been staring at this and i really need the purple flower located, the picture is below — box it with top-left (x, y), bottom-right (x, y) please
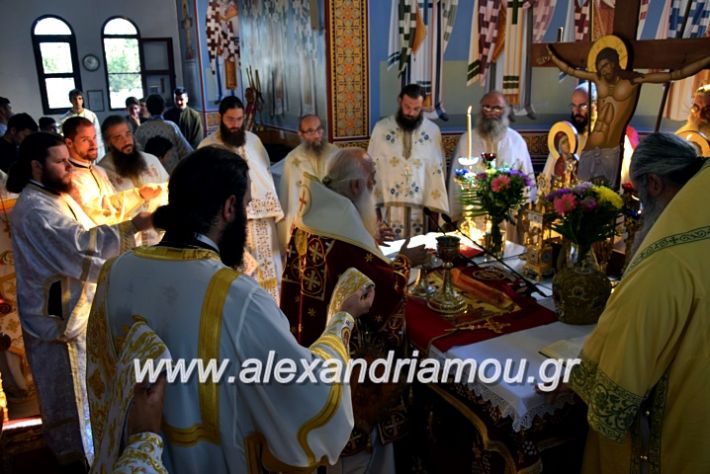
top-left (581, 196), bottom-right (598, 212)
top-left (546, 188), bottom-right (572, 202)
top-left (476, 172), bottom-right (488, 181)
top-left (506, 169), bottom-right (532, 187)
top-left (573, 182), bottom-right (593, 194)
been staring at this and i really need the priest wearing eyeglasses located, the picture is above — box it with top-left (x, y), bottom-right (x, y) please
top-left (276, 114), bottom-right (339, 251)
top-left (447, 90), bottom-right (535, 222)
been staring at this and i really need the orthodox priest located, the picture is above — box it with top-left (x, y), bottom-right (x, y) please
top-left (100, 115), bottom-right (169, 244)
top-left (368, 84), bottom-right (449, 238)
top-left (199, 96), bottom-right (283, 302)
top-left (281, 147), bottom-right (427, 472)
top-left (6, 132), bottom-right (152, 469)
top-left (62, 117), bottom-right (160, 226)
top-left (87, 146), bottom-right (373, 473)
top-left (276, 114), bottom-right (338, 250)
top-left (570, 134), bottom-right (710, 472)
top-left (447, 91), bottom-right (535, 221)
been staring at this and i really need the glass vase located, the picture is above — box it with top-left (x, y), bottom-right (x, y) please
top-left (483, 216), bottom-right (506, 257)
top-left (552, 242), bottom-right (612, 325)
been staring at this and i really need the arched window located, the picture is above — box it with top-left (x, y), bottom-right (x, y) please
top-left (102, 17), bottom-right (143, 110)
top-left (31, 16), bottom-right (82, 114)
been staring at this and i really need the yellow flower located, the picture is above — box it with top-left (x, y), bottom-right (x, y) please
top-left (592, 185), bottom-right (623, 209)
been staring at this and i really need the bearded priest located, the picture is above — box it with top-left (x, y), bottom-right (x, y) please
top-left (281, 147), bottom-right (428, 472)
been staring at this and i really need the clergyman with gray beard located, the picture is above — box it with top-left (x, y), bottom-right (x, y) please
top-left (447, 90), bottom-right (536, 222)
top-left (276, 114), bottom-right (339, 250)
top-left (626, 132), bottom-right (704, 258)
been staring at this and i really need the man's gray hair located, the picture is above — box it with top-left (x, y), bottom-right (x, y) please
top-left (323, 147), bottom-right (369, 196)
top-left (630, 132), bottom-right (704, 188)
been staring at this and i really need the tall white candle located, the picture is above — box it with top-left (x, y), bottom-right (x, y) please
top-left (466, 105), bottom-right (472, 159)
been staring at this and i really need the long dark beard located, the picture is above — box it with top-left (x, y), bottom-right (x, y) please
top-left (112, 147), bottom-right (147, 180)
top-left (220, 122), bottom-right (246, 148)
top-left (42, 170), bottom-right (73, 194)
top-left (395, 108), bottom-right (423, 132)
top-left (219, 209), bottom-right (247, 268)
top-left (477, 115), bottom-right (508, 141)
top-left (570, 112), bottom-right (588, 133)
top-left (303, 139), bottom-right (326, 156)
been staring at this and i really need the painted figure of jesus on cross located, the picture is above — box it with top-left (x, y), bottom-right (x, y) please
top-left (531, 2), bottom-right (710, 188)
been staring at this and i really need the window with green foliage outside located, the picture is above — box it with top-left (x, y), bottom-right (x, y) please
top-left (103, 18), bottom-right (144, 110)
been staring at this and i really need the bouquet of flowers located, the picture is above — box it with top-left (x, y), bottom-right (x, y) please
top-left (455, 167), bottom-right (532, 254)
top-left (546, 182), bottom-right (623, 261)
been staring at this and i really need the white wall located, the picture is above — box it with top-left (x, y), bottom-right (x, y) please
top-left (0, 0), bottom-right (183, 122)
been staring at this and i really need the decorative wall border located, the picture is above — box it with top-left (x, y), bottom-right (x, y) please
top-left (326, 0), bottom-right (370, 141)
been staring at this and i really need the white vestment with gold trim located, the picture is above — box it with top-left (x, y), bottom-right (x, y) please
top-left (277, 142), bottom-right (338, 251)
top-left (199, 131), bottom-right (284, 301)
top-left (368, 116), bottom-right (449, 238)
top-left (10, 183), bottom-right (137, 465)
top-left (100, 151), bottom-right (169, 245)
top-left (87, 246), bottom-right (355, 473)
top-left (69, 161), bottom-right (146, 227)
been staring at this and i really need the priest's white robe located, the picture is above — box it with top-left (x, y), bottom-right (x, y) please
top-left (367, 116), bottom-right (449, 238)
top-left (100, 151), bottom-right (169, 245)
top-left (111, 433), bottom-right (167, 474)
top-left (68, 159), bottom-right (146, 226)
top-left (0, 171), bottom-right (32, 405)
top-left (447, 128), bottom-right (536, 221)
top-left (10, 182), bottom-right (136, 465)
top-left (199, 131), bottom-right (284, 302)
top-left (87, 246), bottom-right (355, 473)
top-left (277, 142), bottom-right (338, 250)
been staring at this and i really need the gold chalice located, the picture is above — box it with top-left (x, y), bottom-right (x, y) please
top-left (428, 236), bottom-right (468, 316)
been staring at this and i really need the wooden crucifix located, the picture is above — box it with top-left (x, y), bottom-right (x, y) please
top-left (531, 3), bottom-right (710, 72)
top-left (530, 1), bottom-right (710, 187)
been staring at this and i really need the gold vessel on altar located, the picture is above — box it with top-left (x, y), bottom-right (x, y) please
top-left (428, 235), bottom-right (468, 316)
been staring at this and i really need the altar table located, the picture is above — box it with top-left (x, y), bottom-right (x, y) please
top-left (385, 234), bottom-right (595, 473)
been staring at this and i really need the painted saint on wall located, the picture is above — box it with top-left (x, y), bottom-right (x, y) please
top-left (205, 0), bottom-right (240, 95)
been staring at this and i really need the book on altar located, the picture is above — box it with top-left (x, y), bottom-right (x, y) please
top-left (538, 335), bottom-right (588, 361)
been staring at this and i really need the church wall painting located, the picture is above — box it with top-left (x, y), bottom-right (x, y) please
top-left (176, 0), bottom-right (328, 133)
top-left (369, 0), bottom-right (692, 134)
top-left (237, 0), bottom-right (328, 132)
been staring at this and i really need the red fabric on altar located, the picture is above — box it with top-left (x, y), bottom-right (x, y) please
top-left (459, 244), bottom-right (483, 259)
top-left (406, 266), bottom-right (557, 352)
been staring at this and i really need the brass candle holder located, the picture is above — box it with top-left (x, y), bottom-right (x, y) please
top-left (428, 235), bottom-right (468, 316)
